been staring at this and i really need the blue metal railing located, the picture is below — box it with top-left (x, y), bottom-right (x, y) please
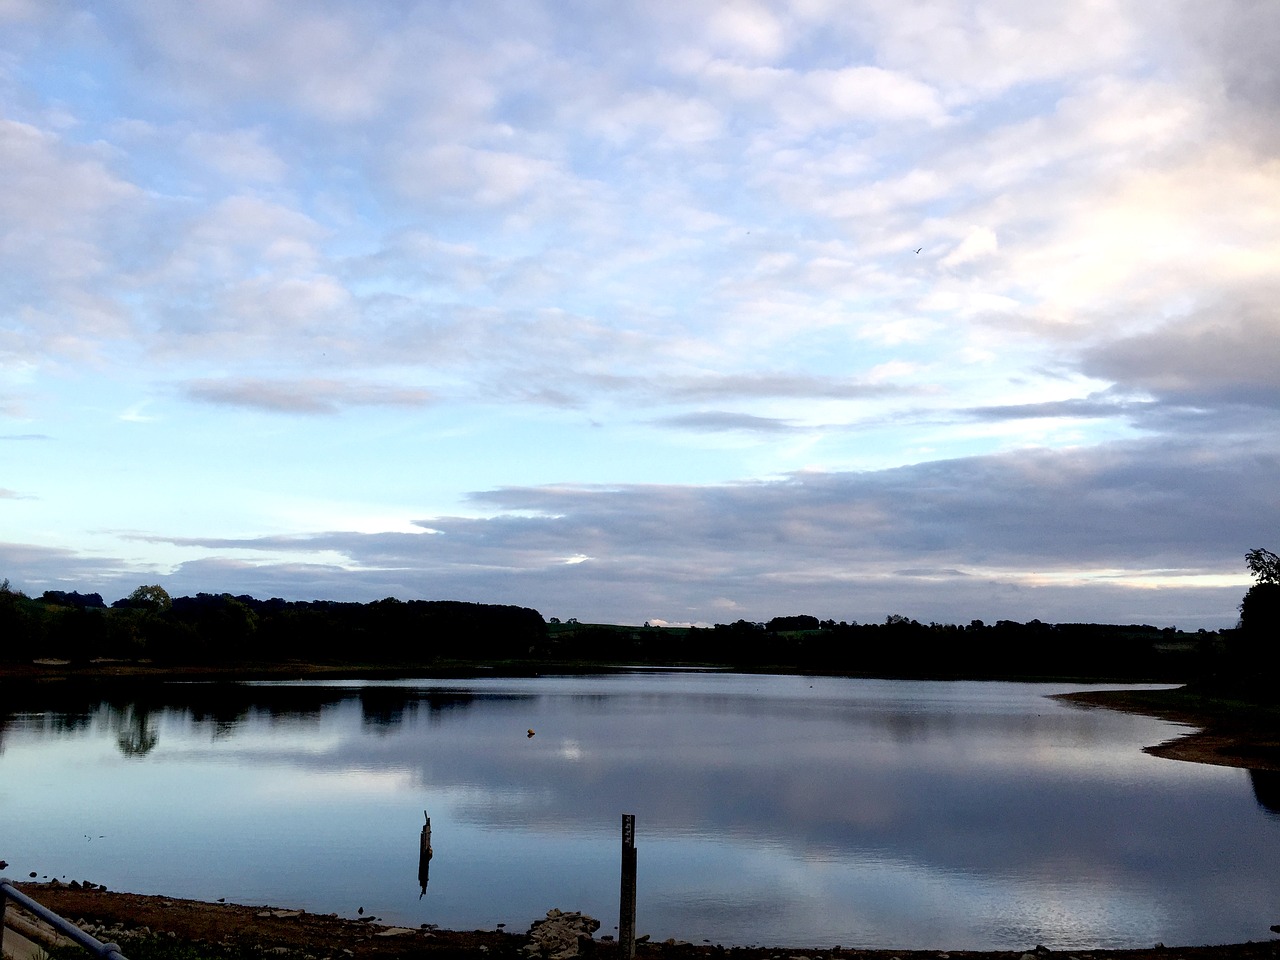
top-left (0, 878), bottom-right (129, 960)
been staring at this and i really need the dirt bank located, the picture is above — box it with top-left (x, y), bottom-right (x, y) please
top-left (1053, 689), bottom-right (1280, 772)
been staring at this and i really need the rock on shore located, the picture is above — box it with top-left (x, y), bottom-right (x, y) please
top-left (526, 908), bottom-right (602, 959)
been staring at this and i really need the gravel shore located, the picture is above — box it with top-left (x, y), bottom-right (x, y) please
top-left (7, 884), bottom-right (1280, 960)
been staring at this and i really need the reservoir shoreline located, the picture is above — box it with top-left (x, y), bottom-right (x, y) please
top-left (9, 882), bottom-right (1280, 960)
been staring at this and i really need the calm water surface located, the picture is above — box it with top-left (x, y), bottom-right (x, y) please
top-left (2, 674), bottom-right (1278, 949)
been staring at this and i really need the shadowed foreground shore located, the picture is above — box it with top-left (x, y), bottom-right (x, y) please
top-left (8, 884), bottom-right (1280, 960)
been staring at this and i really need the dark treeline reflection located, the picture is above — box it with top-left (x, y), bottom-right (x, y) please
top-left (358, 687), bottom-right (483, 730)
top-left (116, 703), bottom-right (158, 757)
top-left (0, 683), bottom-right (487, 753)
top-left (1249, 769), bottom-right (1280, 817)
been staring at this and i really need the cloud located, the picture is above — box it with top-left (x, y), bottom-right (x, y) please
top-left (653, 411), bottom-right (796, 433)
top-left (664, 374), bottom-right (907, 401)
top-left (860, 0), bottom-right (1142, 97)
top-left (0, 0), bottom-right (45, 25)
top-left (118, 2), bottom-right (403, 122)
top-left (181, 127), bottom-right (288, 183)
top-left (705, 3), bottom-right (788, 62)
top-left (389, 144), bottom-right (564, 210)
top-left (167, 195), bottom-right (329, 279)
top-left (1082, 298), bottom-right (1280, 409)
top-left (698, 62), bottom-right (947, 132)
top-left (87, 436), bottom-right (1270, 630)
top-left (965, 393), bottom-right (1151, 423)
top-left (2, 2), bottom-right (1277, 632)
top-left (1174, 0), bottom-right (1280, 151)
top-left (452, 440), bottom-right (1275, 576)
top-left (0, 119), bottom-right (140, 357)
top-left (0, 120), bottom-right (139, 231)
top-left (581, 88), bottom-right (726, 148)
top-left (942, 226), bottom-right (998, 268)
top-left (182, 378), bottom-right (433, 415)
top-left (0, 540), bottom-right (141, 594)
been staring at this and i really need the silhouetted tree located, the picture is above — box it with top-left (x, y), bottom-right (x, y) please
top-left (1245, 548), bottom-right (1280, 585)
top-left (125, 584), bottom-right (172, 611)
top-left (0, 579), bottom-right (38, 660)
top-left (41, 590), bottom-right (106, 609)
top-left (766, 614), bottom-right (820, 632)
top-left (1234, 548), bottom-right (1280, 698)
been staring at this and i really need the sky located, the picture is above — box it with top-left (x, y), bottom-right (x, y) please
top-left (1, 1), bottom-right (1277, 629)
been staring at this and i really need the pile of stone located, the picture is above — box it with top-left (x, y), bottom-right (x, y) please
top-left (524, 908), bottom-right (601, 959)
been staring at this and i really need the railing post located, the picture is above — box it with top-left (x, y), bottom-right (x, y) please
top-left (2, 877), bottom-right (9, 959)
top-left (619, 815), bottom-right (637, 960)
top-left (0, 878), bottom-right (129, 960)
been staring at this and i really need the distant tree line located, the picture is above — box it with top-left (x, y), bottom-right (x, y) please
top-left (0, 582), bottom-right (546, 666)
top-left (545, 614), bottom-right (1215, 681)
top-left (1, 547), bottom-right (1274, 687)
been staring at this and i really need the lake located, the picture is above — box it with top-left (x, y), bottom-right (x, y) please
top-left (1, 673), bottom-right (1278, 950)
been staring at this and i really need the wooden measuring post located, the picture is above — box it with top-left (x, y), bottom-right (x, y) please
top-left (619, 814), bottom-right (637, 960)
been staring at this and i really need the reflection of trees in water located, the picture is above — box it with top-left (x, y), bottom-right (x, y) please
top-left (0, 703), bottom-right (95, 752)
top-left (0, 684), bottom-right (488, 751)
top-left (115, 704), bottom-right (159, 757)
top-left (1248, 769), bottom-right (1280, 817)
top-left (190, 704), bottom-right (253, 731)
top-left (210, 720), bottom-right (240, 741)
top-left (361, 688), bottom-right (411, 730)
top-left (170, 684), bottom-right (355, 735)
top-left (359, 689), bottom-right (481, 731)
top-left (186, 684), bottom-right (336, 729)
